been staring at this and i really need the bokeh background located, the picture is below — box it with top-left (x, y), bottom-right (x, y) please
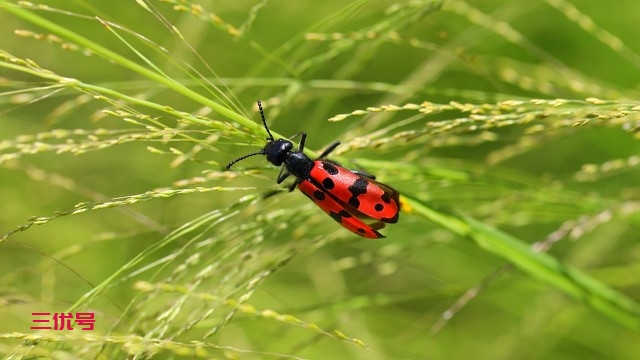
top-left (1, 0), bottom-right (639, 359)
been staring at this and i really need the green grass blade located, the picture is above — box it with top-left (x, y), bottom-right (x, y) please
top-left (402, 194), bottom-right (640, 331)
top-left (0, 1), bottom-right (252, 128)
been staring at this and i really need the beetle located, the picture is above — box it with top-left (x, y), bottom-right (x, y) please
top-left (226, 101), bottom-right (400, 238)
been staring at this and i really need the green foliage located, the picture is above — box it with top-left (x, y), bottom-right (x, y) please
top-left (1, 0), bottom-right (639, 359)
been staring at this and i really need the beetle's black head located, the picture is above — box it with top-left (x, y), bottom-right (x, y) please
top-left (263, 138), bottom-right (293, 166)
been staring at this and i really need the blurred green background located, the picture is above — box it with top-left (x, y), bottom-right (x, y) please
top-left (1, 0), bottom-right (639, 359)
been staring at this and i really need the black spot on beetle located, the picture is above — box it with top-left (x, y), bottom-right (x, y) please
top-left (381, 193), bottom-right (391, 203)
top-left (313, 190), bottom-right (325, 200)
top-left (374, 203), bottom-right (384, 211)
top-left (346, 178), bottom-right (368, 209)
top-left (348, 178), bottom-right (368, 197)
top-left (322, 162), bottom-right (339, 175)
top-left (329, 210), bottom-right (352, 224)
top-left (322, 178), bottom-right (335, 189)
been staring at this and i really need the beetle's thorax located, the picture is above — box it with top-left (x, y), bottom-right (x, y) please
top-left (284, 151), bottom-right (314, 179)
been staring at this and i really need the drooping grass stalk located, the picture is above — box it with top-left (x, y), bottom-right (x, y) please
top-left (0, 1), bottom-right (251, 128)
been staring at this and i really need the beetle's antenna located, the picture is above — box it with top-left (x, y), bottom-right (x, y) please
top-left (226, 151), bottom-right (265, 169)
top-left (257, 100), bottom-right (274, 141)
top-left (225, 101), bottom-right (274, 169)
